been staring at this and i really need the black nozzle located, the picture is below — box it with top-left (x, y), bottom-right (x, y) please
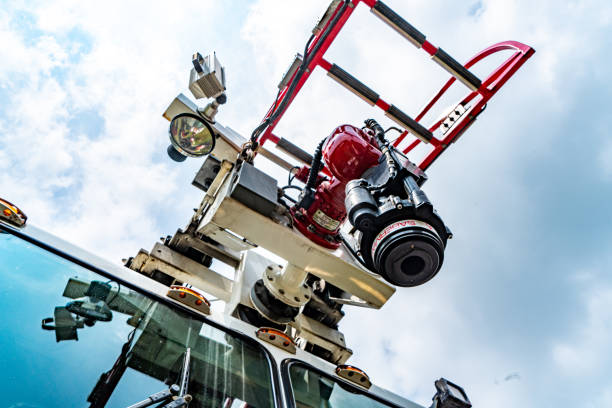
top-left (372, 221), bottom-right (445, 287)
top-left (345, 179), bottom-right (378, 231)
top-left (167, 145), bottom-right (187, 162)
top-left (216, 93), bottom-right (227, 104)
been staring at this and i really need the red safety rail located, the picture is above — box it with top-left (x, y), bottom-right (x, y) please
top-left (254, 0), bottom-right (535, 171)
top-left (392, 40), bottom-right (534, 170)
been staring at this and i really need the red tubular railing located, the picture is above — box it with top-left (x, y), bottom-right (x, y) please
top-left (255, 0), bottom-right (535, 172)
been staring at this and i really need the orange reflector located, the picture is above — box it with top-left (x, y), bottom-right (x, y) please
top-left (167, 285), bottom-right (211, 315)
top-left (0, 197), bottom-right (27, 227)
top-left (256, 327), bottom-right (296, 354)
top-left (335, 364), bottom-right (372, 389)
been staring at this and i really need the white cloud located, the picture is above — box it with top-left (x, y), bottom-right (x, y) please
top-left (0, 0), bottom-right (223, 257)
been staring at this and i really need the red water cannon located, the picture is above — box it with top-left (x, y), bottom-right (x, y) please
top-left (291, 124), bottom-right (381, 248)
top-left (292, 119), bottom-right (450, 287)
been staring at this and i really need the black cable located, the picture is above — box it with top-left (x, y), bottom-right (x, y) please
top-left (281, 185), bottom-right (302, 205)
top-left (282, 185), bottom-right (303, 192)
top-left (248, 33), bottom-right (314, 143)
top-left (385, 126), bottom-right (404, 135)
top-left (364, 119), bottom-right (399, 192)
top-left (305, 137), bottom-right (327, 190)
top-left (249, 1), bottom-right (350, 144)
top-left (340, 236), bottom-right (374, 272)
top-left (300, 34), bottom-right (316, 75)
top-left (385, 126), bottom-right (406, 144)
top-left (281, 194), bottom-right (297, 204)
top-left (288, 166), bottom-right (301, 185)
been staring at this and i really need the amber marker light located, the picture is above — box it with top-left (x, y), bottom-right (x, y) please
top-left (167, 285), bottom-right (211, 315)
top-left (256, 327), bottom-right (296, 354)
top-left (0, 198), bottom-right (27, 227)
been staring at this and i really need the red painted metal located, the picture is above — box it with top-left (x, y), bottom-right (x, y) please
top-left (421, 40), bottom-right (438, 56)
top-left (253, 0), bottom-right (534, 176)
top-left (375, 99), bottom-right (390, 111)
top-left (404, 40), bottom-right (535, 170)
top-left (259, 1), bottom-right (357, 145)
top-left (292, 125), bottom-right (381, 248)
top-left (318, 58), bottom-right (333, 71)
top-left (323, 124), bottom-right (381, 181)
top-left (261, 132), bottom-right (280, 144)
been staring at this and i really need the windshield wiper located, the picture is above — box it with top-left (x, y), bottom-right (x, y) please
top-left (126, 348), bottom-right (192, 408)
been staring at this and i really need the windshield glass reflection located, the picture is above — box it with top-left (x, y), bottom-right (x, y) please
top-left (0, 232), bottom-right (274, 408)
top-left (289, 364), bottom-right (394, 408)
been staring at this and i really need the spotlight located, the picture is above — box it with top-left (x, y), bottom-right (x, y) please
top-left (65, 280), bottom-right (113, 324)
top-left (41, 306), bottom-right (85, 342)
top-left (167, 113), bottom-right (216, 162)
top-left (431, 378), bottom-right (471, 408)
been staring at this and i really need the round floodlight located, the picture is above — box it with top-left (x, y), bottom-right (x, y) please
top-left (168, 113), bottom-right (216, 159)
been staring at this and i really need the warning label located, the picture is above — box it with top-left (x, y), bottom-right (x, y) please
top-left (312, 209), bottom-right (340, 231)
top-left (370, 219), bottom-right (438, 258)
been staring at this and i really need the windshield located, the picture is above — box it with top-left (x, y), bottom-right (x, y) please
top-left (287, 363), bottom-right (396, 408)
top-left (0, 229), bottom-right (275, 408)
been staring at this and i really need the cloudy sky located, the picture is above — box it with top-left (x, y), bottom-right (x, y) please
top-left (1, 0), bottom-right (612, 406)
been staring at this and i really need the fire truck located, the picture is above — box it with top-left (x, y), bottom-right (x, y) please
top-left (0, 1), bottom-right (533, 407)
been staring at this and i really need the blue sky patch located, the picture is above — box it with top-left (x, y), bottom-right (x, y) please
top-left (67, 108), bottom-right (105, 140)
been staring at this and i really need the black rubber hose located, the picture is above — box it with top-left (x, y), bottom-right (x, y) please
top-left (305, 137), bottom-right (327, 190)
top-left (340, 235), bottom-right (375, 272)
top-left (249, 1), bottom-right (350, 144)
top-left (364, 119), bottom-right (399, 191)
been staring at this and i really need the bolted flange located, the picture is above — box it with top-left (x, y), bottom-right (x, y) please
top-left (262, 263), bottom-right (312, 308)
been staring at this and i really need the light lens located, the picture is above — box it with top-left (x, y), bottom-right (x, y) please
top-left (169, 113), bottom-right (215, 158)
